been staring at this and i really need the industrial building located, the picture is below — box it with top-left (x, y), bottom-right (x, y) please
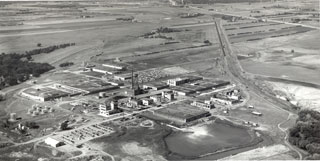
top-left (143, 82), bottom-right (169, 90)
top-left (126, 97), bottom-right (142, 108)
top-left (167, 77), bottom-right (190, 86)
top-left (170, 86), bottom-right (195, 96)
top-left (102, 62), bottom-right (126, 70)
top-left (114, 74), bottom-right (132, 81)
top-left (167, 79), bottom-right (230, 96)
top-left (99, 100), bottom-right (122, 117)
top-left (251, 111), bottom-right (262, 116)
top-left (88, 65), bottom-right (122, 75)
top-left (44, 137), bottom-right (64, 147)
top-left (162, 91), bottom-right (174, 101)
top-left (142, 98), bottom-right (153, 106)
top-left (152, 104), bottom-right (211, 124)
top-left (210, 97), bottom-right (239, 105)
top-left (191, 100), bottom-right (215, 110)
top-left (20, 87), bottom-right (70, 102)
top-left (150, 95), bottom-right (162, 103)
top-left (125, 71), bottom-right (144, 96)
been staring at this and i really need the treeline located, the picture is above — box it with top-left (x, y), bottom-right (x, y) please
top-left (59, 61), bottom-right (74, 67)
top-left (140, 27), bottom-right (184, 40)
top-left (156, 27), bottom-right (182, 33)
top-left (2, 43), bottom-right (75, 60)
top-left (0, 53), bottom-right (54, 88)
top-left (24, 43), bottom-right (75, 59)
top-left (289, 110), bottom-right (320, 160)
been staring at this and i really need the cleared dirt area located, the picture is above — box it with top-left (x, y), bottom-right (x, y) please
top-left (234, 30), bottom-right (320, 86)
top-left (269, 81), bottom-right (320, 112)
top-left (220, 144), bottom-right (295, 160)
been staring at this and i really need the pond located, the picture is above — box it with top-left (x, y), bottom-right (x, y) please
top-left (165, 122), bottom-right (252, 158)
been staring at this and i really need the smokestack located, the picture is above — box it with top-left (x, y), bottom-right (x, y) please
top-left (131, 69), bottom-right (134, 89)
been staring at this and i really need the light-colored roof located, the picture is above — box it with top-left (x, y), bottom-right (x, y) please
top-left (45, 137), bottom-right (60, 145)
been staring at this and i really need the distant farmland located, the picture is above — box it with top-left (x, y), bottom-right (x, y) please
top-left (184, 0), bottom-right (271, 4)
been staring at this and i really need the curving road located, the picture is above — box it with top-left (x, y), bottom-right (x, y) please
top-left (214, 18), bottom-right (305, 160)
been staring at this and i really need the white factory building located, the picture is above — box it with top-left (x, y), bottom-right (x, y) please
top-left (44, 137), bottom-right (64, 147)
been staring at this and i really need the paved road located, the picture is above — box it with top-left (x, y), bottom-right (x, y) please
top-left (214, 19), bottom-right (306, 159)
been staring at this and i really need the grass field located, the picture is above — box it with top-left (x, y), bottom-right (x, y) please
top-left (89, 124), bottom-right (170, 161)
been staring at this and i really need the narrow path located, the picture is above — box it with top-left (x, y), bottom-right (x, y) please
top-left (278, 113), bottom-right (303, 160)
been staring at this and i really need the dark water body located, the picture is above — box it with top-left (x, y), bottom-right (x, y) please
top-left (164, 122), bottom-right (253, 159)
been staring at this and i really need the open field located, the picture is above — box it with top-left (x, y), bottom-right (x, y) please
top-left (89, 123), bottom-right (169, 161)
top-left (234, 30), bottom-right (320, 87)
top-left (195, 0), bottom-right (319, 28)
top-left (0, 2), bottom-right (218, 69)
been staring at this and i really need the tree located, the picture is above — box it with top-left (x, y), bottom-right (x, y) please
top-left (26, 54), bottom-right (32, 61)
top-left (6, 76), bottom-right (18, 86)
top-left (289, 110), bottom-right (320, 157)
top-left (204, 40), bottom-right (211, 44)
top-left (25, 121), bottom-right (39, 129)
top-left (60, 121), bottom-right (68, 130)
top-left (37, 43), bottom-right (42, 47)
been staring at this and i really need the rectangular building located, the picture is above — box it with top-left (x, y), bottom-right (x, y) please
top-left (45, 137), bottom-right (64, 147)
top-left (143, 82), bottom-right (169, 90)
top-left (191, 100), bottom-right (215, 110)
top-left (167, 77), bottom-right (190, 86)
top-left (102, 63), bottom-right (126, 70)
top-left (153, 104), bottom-right (211, 124)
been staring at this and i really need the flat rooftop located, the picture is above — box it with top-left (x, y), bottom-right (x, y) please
top-left (144, 81), bottom-right (169, 88)
top-left (62, 77), bottom-right (118, 92)
top-left (92, 65), bottom-right (120, 72)
top-left (23, 87), bottom-right (69, 98)
top-left (154, 103), bottom-right (208, 120)
top-left (170, 86), bottom-right (195, 94)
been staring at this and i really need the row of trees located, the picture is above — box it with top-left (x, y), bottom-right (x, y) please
top-left (156, 27), bottom-right (182, 33)
top-left (289, 110), bottom-right (320, 160)
top-left (25, 43), bottom-right (75, 60)
top-left (59, 61), bottom-right (74, 67)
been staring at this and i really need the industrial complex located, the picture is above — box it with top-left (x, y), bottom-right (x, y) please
top-left (0, 0), bottom-right (318, 160)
